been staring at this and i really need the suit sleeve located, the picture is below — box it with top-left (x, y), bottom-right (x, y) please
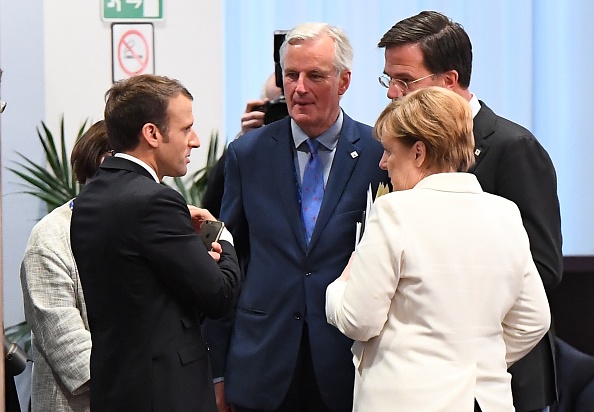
top-left (201, 151), bottom-right (227, 219)
top-left (141, 187), bottom-right (241, 320)
top-left (20, 222), bottom-right (91, 395)
top-left (495, 135), bottom-right (563, 290)
top-left (203, 143), bottom-right (248, 377)
top-left (220, 144), bottom-right (250, 273)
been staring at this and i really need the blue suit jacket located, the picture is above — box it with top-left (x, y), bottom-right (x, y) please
top-left (551, 338), bottom-right (594, 412)
top-left (205, 113), bottom-right (387, 411)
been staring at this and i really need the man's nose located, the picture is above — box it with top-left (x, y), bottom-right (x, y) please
top-left (190, 130), bottom-right (200, 148)
top-left (295, 73), bottom-right (307, 93)
top-left (387, 85), bottom-right (404, 100)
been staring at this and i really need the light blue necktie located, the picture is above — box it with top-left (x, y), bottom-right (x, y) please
top-left (301, 139), bottom-right (324, 244)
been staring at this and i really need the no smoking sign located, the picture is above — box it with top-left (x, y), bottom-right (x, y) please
top-left (112, 23), bottom-right (154, 82)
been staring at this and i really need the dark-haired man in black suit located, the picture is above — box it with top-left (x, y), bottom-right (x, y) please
top-left (71, 74), bottom-right (241, 412)
top-left (377, 11), bottom-right (562, 412)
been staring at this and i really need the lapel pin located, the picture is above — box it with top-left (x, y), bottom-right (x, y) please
top-left (474, 148), bottom-right (481, 156)
top-left (350, 151), bottom-right (359, 159)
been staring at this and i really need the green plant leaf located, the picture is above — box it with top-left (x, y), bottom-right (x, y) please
top-left (7, 116), bottom-right (88, 213)
top-left (4, 321), bottom-right (32, 354)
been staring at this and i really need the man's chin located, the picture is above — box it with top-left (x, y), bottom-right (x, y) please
top-left (290, 111), bottom-right (313, 125)
top-left (290, 104), bottom-right (313, 116)
top-left (169, 168), bottom-right (187, 178)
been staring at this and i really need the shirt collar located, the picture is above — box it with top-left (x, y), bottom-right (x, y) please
top-left (292, 109), bottom-right (344, 151)
top-left (469, 93), bottom-right (481, 118)
top-left (114, 153), bottom-right (160, 182)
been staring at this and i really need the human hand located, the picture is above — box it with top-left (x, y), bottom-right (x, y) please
top-left (208, 241), bottom-right (222, 262)
top-left (188, 205), bottom-right (216, 233)
top-left (338, 252), bottom-right (355, 282)
top-left (214, 382), bottom-right (234, 412)
top-left (240, 99), bottom-right (268, 135)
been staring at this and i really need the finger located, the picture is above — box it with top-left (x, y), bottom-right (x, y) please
top-left (208, 251), bottom-right (221, 262)
top-left (210, 241), bottom-right (222, 254)
top-left (189, 207), bottom-right (215, 222)
top-left (240, 110), bottom-right (266, 123)
top-left (244, 99), bottom-right (267, 113)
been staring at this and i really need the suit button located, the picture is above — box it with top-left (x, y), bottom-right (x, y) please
top-left (294, 312), bottom-right (302, 320)
top-left (305, 272), bottom-right (311, 276)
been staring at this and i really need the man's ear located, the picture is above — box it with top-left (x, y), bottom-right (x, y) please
top-left (441, 70), bottom-right (459, 90)
top-left (141, 123), bottom-right (159, 148)
top-left (412, 140), bottom-right (427, 167)
top-left (338, 70), bottom-right (351, 96)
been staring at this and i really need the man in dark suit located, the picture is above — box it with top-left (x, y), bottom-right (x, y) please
top-left (204, 23), bottom-right (387, 412)
top-left (70, 74), bottom-right (241, 412)
top-left (377, 11), bottom-right (563, 412)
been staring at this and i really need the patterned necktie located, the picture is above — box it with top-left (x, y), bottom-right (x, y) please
top-left (301, 138), bottom-right (324, 244)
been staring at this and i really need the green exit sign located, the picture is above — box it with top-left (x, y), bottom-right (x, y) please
top-left (103, 0), bottom-right (164, 21)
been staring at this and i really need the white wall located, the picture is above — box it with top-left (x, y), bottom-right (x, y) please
top-left (0, 0), bottom-right (224, 326)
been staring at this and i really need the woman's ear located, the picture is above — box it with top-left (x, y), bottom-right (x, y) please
top-left (412, 140), bottom-right (427, 167)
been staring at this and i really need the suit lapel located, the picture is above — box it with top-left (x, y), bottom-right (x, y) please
top-left (308, 115), bottom-right (360, 250)
top-left (469, 101), bottom-right (497, 173)
top-left (269, 120), bottom-right (309, 253)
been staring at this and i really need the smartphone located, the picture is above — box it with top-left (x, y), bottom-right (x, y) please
top-left (199, 220), bottom-right (225, 249)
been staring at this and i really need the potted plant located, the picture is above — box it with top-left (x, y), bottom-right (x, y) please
top-left (8, 117), bottom-right (224, 210)
top-left (7, 117), bottom-right (88, 214)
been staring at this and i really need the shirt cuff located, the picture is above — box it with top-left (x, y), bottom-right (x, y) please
top-left (218, 227), bottom-right (234, 246)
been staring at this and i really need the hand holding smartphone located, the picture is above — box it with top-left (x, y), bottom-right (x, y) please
top-left (199, 220), bottom-right (225, 249)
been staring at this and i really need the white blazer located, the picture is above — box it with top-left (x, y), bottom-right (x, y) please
top-left (326, 173), bottom-right (550, 412)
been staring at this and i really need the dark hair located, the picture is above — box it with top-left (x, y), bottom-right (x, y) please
top-left (378, 11), bottom-right (473, 88)
top-left (71, 120), bottom-right (111, 184)
top-left (104, 74), bottom-right (193, 152)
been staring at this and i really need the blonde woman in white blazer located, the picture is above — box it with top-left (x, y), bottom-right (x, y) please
top-left (326, 87), bottom-right (550, 412)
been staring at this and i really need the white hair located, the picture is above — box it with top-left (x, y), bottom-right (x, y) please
top-left (279, 22), bottom-right (353, 73)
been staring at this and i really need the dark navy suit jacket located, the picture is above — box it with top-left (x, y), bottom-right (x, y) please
top-left (205, 113), bottom-right (387, 411)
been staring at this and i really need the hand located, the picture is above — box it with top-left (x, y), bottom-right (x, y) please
top-left (338, 252), bottom-right (355, 282)
top-left (188, 205), bottom-right (215, 233)
top-left (208, 241), bottom-right (222, 262)
top-left (214, 382), bottom-right (234, 412)
top-left (240, 99), bottom-right (268, 134)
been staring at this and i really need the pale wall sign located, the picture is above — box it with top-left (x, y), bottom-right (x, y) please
top-left (103, 0), bottom-right (164, 21)
top-left (112, 23), bottom-right (155, 82)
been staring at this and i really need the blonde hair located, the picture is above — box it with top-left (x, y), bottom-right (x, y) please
top-left (373, 86), bottom-right (475, 172)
